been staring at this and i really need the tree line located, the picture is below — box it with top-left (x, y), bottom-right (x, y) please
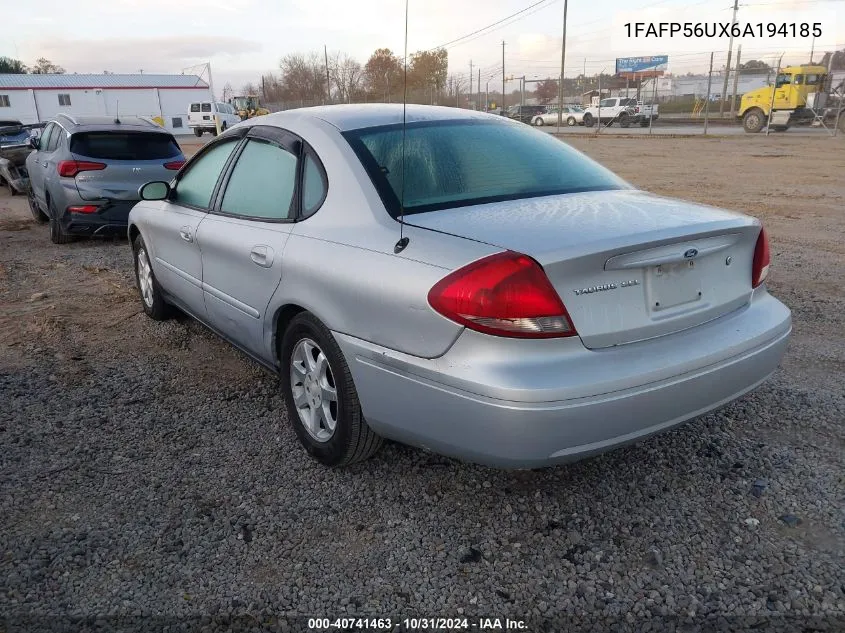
top-left (0, 57), bottom-right (66, 74)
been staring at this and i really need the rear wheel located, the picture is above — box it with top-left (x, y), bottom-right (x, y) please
top-left (743, 108), bottom-right (766, 133)
top-left (194, 128), bottom-right (203, 137)
top-left (533, 117), bottom-right (544, 126)
top-left (133, 235), bottom-right (171, 320)
top-left (280, 312), bottom-right (383, 467)
top-left (28, 190), bottom-right (48, 223)
top-left (583, 113), bottom-right (594, 127)
top-left (48, 199), bottom-right (72, 244)
top-left (567, 116), bottom-right (576, 126)
top-left (619, 113), bottom-right (630, 128)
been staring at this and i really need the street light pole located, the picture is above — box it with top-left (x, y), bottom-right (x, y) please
top-left (557, 0), bottom-right (568, 129)
top-left (720, 0), bottom-right (739, 117)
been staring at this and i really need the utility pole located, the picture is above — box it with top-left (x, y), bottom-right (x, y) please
top-left (502, 41), bottom-right (506, 112)
top-left (729, 44), bottom-right (742, 118)
top-left (486, 81), bottom-right (489, 111)
top-left (469, 60), bottom-right (473, 109)
top-left (720, 0), bottom-right (739, 117)
top-left (810, 36), bottom-right (815, 63)
top-left (520, 76), bottom-right (525, 108)
top-left (324, 45), bottom-right (331, 105)
top-left (478, 68), bottom-right (481, 112)
top-left (557, 0), bottom-right (568, 128)
top-left (704, 52), bottom-right (714, 135)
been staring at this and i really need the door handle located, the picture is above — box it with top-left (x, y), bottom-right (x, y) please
top-left (179, 227), bottom-right (193, 243)
top-left (250, 245), bottom-right (273, 267)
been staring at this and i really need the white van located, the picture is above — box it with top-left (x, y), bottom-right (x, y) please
top-left (187, 102), bottom-right (241, 137)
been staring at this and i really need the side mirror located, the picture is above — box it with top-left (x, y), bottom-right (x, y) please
top-left (139, 181), bottom-right (171, 201)
top-left (29, 136), bottom-right (39, 149)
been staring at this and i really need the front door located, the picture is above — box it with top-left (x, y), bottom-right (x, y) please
top-left (26, 122), bottom-right (56, 210)
top-left (147, 136), bottom-right (241, 318)
top-left (197, 130), bottom-right (301, 358)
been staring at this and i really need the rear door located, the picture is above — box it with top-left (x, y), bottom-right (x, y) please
top-left (70, 131), bottom-right (184, 206)
top-left (145, 136), bottom-right (241, 318)
top-left (196, 126), bottom-right (301, 357)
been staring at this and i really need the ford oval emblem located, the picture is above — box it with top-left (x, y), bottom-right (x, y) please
top-left (684, 248), bottom-right (698, 259)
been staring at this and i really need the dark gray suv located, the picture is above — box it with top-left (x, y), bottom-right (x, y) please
top-left (26, 114), bottom-right (186, 244)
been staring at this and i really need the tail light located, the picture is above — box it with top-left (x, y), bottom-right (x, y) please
top-left (68, 205), bottom-right (99, 214)
top-left (752, 226), bottom-right (771, 288)
top-left (635, 106), bottom-right (641, 113)
top-left (427, 251), bottom-right (577, 339)
top-left (58, 160), bottom-right (106, 178)
top-left (164, 160), bottom-right (185, 170)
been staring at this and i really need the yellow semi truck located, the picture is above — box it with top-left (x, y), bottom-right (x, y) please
top-left (738, 64), bottom-right (844, 133)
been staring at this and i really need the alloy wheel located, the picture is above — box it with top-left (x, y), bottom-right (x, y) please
top-left (290, 338), bottom-right (338, 442)
top-left (137, 248), bottom-right (154, 308)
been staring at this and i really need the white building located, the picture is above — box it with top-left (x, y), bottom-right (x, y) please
top-left (0, 73), bottom-right (212, 134)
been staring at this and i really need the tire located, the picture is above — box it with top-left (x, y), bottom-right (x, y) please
top-left (743, 108), bottom-right (766, 133)
top-left (280, 312), bottom-right (383, 467)
top-left (194, 128), bottom-right (203, 137)
top-left (619, 114), bottom-right (630, 128)
top-left (48, 199), bottom-right (72, 244)
top-left (533, 117), bottom-right (544, 126)
top-left (583, 113), bottom-right (594, 127)
top-left (133, 235), bottom-right (171, 321)
top-left (567, 116), bottom-right (576, 126)
top-left (28, 190), bottom-right (48, 223)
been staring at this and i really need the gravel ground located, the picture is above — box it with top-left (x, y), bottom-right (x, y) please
top-left (1, 135), bottom-right (844, 632)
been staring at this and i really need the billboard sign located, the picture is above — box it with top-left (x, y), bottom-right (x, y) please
top-left (615, 55), bottom-right (669, 76)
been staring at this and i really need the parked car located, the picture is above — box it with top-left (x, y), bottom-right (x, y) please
top-left (635, 101), bottom-right (660, 126)
top-left (532, 106), bottom-right (586, 127)
top-left (583, 97), bottom-right (639, 127)
top-left (0, 119), bottom-right (35, 195)
top-left (128, 105), bottom-right (791, 469)
top-left (506, 104), bottom-right (547, 124)
top-left (188, 101), bottom-right (242, 137)
top-left (26, 114), bottom-right (186, 244)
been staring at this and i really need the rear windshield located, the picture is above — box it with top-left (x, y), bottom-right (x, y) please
top-left (201, 103), bottom-right (212, 112)
top-left (344, 119), bottom-right (629, 217)
top-left (190, 103), bottom-right (201, 112)
top-left (70, 132), bottom-right (181, 160)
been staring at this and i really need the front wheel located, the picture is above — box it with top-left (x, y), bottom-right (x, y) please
top-left (193, 128), bottom-right (203, 137)
top-left (133, 235), bottom-right (171, 320)
top-left (533, 117), bottom-right (544, 126)
top-left (743, 108), bottom-right (766, 133)
top-left (583, 113), bottom-right (594, 127)
top-left (619, 114), bottom-right (630, 128)
top-left (280, 312), bottom-right (383, 467)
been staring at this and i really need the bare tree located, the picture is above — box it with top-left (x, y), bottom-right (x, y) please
top-left (329, 52), bottom-right (364, 104)
top-left (222, 82), bottom-right (233, 102)
top-left (279, 52), bottom-right (327, 105)
top-left (30, 57), bottom-right (65, 74)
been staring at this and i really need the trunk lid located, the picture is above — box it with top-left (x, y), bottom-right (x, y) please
top-left (407, 190), bottom-right (761, 349)
top-left (69, 131), bottom-right (182, 202)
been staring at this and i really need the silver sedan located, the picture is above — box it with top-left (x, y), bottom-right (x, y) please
top-left (532, 106), bottom-right (586, 127)
top-left (128, 105), bottom-right (791, 468)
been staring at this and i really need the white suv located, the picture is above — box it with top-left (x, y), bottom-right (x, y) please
top-left (188, 102), bottom-right (241, 137)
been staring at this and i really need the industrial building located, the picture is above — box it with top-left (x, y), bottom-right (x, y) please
top-left (0, 73), bottom-right (213, 134)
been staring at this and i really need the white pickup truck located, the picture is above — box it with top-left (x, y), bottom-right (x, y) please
top-left (582, 97), bottom-right (659, 128)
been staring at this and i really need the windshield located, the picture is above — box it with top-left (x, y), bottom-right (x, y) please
top-left (343, 119), bottom-right (629, 217)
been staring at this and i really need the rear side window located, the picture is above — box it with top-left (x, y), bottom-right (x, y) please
top-left (175, 140), bottom-right (238, 208)
top-left (47, 127), bottom-right (62, 151)
top-left (70, 132), bottom-right (181, 160)
top-left (190, 103), bottom-right (201, 112)
top-left (302, 153), bottom-right (327, 214)
top-left (201, 103), bottom-right (212, 112)
top-left (220, 139), bottom-right (297, 220)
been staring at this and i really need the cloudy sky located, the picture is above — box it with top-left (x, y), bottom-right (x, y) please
top-left (4, 0), bottom-right (843, 97)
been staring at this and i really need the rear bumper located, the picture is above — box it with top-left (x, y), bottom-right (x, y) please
top-left (336, 289), bottom-right (791, 468)
top-left (61, 201), bottom-right (135, 236)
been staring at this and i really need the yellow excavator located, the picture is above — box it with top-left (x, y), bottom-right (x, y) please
top-left (231, 95), bottom-right (270, 121)
top-left (738, 64), bottom-right (844, 133)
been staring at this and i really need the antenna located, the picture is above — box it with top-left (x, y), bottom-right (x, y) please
top-left (115, 100), bottom-right (120, 125)
top-left (394, 0), bottom-right (410, 254)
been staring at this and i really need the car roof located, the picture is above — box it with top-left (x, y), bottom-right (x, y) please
top-left (52, 114), bottom-right (169, 133)
top-left (250, 104), bottom-right (499, 133)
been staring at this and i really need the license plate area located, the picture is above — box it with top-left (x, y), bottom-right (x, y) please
top-left (648, 260), bottom-right (702, 312)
